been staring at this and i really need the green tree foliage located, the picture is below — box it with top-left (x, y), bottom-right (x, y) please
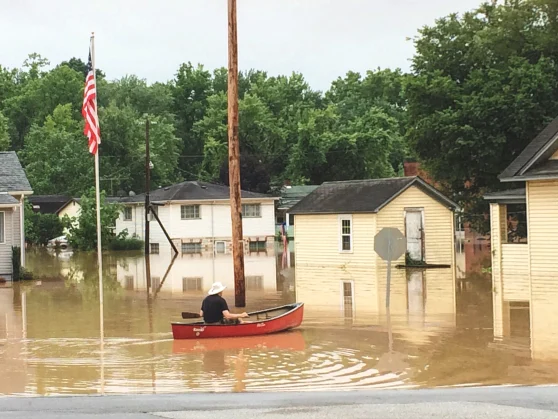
top-left (24, 201), bottom-right (64, 246)
top-left (406, 0), bottom-right (558, 220)
top-left (0, 53), bottom-right (408, 199)
top-left (0, 111), bottom-right (9, 151)
top-left (62, 187), bottom-right (121, 251)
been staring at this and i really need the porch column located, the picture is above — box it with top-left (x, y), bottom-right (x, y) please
top-left (491, 203), bottom-right (507, 338)
top-left (19, 197), bottom-right (25, 267)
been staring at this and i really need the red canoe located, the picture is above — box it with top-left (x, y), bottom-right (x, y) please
top-left (171, 302), bottom-right (304, 339)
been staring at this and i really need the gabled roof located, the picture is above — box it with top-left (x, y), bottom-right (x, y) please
top-left (121, 181), bottom-right (276, 204)
top-left (0, 152), bottom-right (33, 193)
top-left (289, 176), bottom-right (458, 215)
top-left (499, 115), bottom-right (558, 181)
top-left (278, 185), bottom-right (320, 210)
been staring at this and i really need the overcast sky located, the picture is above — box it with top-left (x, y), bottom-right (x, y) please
top-left (1, 0), bottom-right (482, 91)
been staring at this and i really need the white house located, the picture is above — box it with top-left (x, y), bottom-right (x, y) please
top-left (0, 152), bottom-right (33, 280)
top-left (114, 181), bottom-right (279, 254)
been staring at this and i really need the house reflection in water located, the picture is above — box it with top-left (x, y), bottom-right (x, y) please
top-left (116, 244), bottom-right (282, 298)
top-left (295, 265), bottom-right (456, 345)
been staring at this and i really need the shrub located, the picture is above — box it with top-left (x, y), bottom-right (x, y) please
top-left (109, 237), bottom-right (144, 251)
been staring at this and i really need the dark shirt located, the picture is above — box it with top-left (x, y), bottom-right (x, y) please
top-left (201, 294), bottom-right (229, 323)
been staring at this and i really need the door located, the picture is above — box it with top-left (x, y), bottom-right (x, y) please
top-left (405, 210), bottom-right (423, 261)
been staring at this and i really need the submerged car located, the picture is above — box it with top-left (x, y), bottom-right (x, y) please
top-left (47, 235), bottom-right (69, 249)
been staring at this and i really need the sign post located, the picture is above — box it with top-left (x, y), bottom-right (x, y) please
top-left (374, 227), bottom-right (407, 309)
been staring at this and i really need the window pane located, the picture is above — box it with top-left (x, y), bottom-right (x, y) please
top-left (150, 243), bottom-right (159, 254)
top-left (181, 205), bottom-right (200, 219)
top-left (242, 204), bottom-right (261, 217)
top-left (124, 207), bottom-right (132, 220)
top-left (182, 242), bottom-right (202, 253)
top-left (342, 235), bottom-right (351, 250)
top-left (0, 212), bottom-right (3, 242)
top-left (343, 282), bottom-right (352, 297)
top-left (342, 219), bottom-right (351, 234)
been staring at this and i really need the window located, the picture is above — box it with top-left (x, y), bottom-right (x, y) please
top-left (150, 243), bottom-right (159, 254)
top-left (183, 277), bottom-right (202, 292)
top-left (339, 215), bottom-right (353, 252)
top-left (242, 204), bottom-right (261, 218)
top-left (249, 240), bottom-right (266, 252)
top-left (506, 204), bottom-right (528, 244)
top-left (215, 241), bottom-right (226, 254)
top-left (182, 242), bottom-right (202, 254)
top-left (181, 205), bottom-right (200, 219)
top-left (123, 207), bottom-right (132, 221)
top-left (342, 281), bottom-right (354, 317)
top-left (246, 275), bottom-right (263, 291)
top-left (150, 205), bottom-right (158, 221)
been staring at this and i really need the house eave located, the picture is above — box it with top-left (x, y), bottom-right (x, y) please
top-left (8, 190), bottom-right (33, 196)
top-left (500, 174), bottom-right (558, 182)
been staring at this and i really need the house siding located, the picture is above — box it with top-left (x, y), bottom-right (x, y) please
top-left (115, 200), bottom-right (276, 249)
top-left (527, 180), bottom-right (558, 359)
top-left (501, 244), bottom-right (529, 301)
top-left (294, 186), bottom-right (455, 314)
top-left (375, 186), bottom-right (455, 311)
top-left (294, 213), bottom-right (378, 312)
top-left (0, 209), bottom-right (15, 277)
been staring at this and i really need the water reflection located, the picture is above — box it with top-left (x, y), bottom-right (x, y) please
top-left (1, 245), bottom-right (558, 395)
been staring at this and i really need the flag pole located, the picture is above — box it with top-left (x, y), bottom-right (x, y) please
top-left (90, 32), bottom-right (104, 331)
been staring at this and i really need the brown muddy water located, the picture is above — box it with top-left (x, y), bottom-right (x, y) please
top-left (0, 245), bottom-right (557, 396)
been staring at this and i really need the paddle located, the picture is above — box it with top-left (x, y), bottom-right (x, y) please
top-left (182, 312), bottom-right (201, 319)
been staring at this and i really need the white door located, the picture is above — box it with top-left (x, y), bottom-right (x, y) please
top-left (405, 210), bottom-right (423, 261)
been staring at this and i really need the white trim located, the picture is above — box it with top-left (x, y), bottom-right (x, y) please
top-left (340, 280), bottom-right (355, 315)
top-left (7, 191), bottom-right (33, 196)
top-left (338, 214), bottom-right (353, 253)
top-left (20, 197), bottom-right (24, 266)
top-left (0, 211), bottom-right (5, 244)
top-left (518, 132), bottom-right (558, 176)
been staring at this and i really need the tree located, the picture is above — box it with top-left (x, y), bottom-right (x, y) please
top-left (0, 111), bottom-right (9, 151)
top-left (406, 0), bottom-right (558, 220)
top-left (62, 187), bottom-right (121, 251)
top-left (20, 104), bottom-right (92, 195)
top-left (24, 201), bottom-right (64, 246)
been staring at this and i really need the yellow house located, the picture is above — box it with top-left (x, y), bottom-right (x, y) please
top-left (289, 176), bottom-right (459, 313)
top-left (486, 116), bottom-right (558, 361)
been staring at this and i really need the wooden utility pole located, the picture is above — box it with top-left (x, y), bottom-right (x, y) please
top-left (144, 117), bottom-right (152, 294)
top-left (228, 0), bottom-right (246, 307)
top-left (144, 117), bottom-right (151, 256)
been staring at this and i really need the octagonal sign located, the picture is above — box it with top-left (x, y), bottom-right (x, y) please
top-left (374, 227), bottom-right (407, 261)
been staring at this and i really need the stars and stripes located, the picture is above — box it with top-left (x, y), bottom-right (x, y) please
top-left (82, 46), bottom-right (100, 155)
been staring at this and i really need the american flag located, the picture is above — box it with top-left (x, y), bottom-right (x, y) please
top-left (82, 46), bottom-right (100, 155)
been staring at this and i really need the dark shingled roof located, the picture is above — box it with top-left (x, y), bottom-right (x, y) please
top-left (289, 176), bottom-right (458, 215)
top-left (28, 195), bottom-right (71, 214)
top-left (483, 188), bottom-right (526, 203)
top-left (0, 194), bottom-right (19, 205)
top-left (499, 115), bottom-right (558, 180)
top-left (0, 151), bottom-right (33, 192)
top-left (122, 181), bottom-right (275, 203)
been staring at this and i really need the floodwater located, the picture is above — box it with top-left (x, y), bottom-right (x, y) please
top-left (0, 244), bottom-right (557, 396)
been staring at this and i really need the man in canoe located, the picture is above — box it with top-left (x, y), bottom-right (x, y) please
top-left (200, 282), bottom-right (249, 325)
